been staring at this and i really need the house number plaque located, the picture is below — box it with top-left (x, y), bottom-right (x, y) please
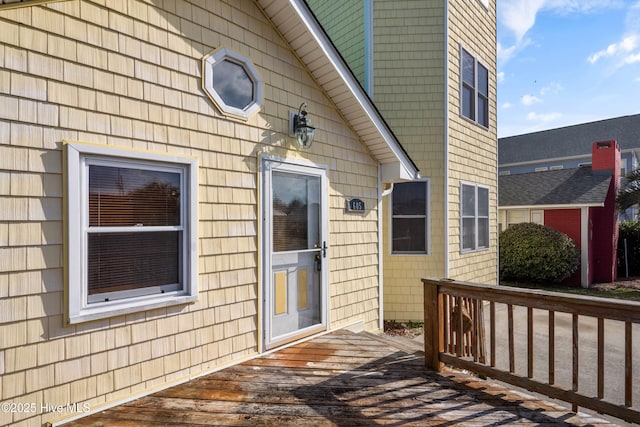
top-left (346, 198), bottom-right (365, 212)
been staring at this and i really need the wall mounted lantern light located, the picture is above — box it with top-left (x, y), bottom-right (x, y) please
top-left (290, 103), bottom-right (315, 149)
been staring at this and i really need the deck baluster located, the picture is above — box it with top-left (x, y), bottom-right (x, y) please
top-left (549, 311), bottom-right (555, 385)
top-left (572, 313), bottom-right (579, 413)
top-left (422, 277), bottom-right (640, 424)
top-left (508, 304), bottom-right (515, 373)
top-left (626, 321), bottom-right (633, 407)
top-left (598, 317), bottom-right (604, 399)
top-left (527, 306), bottom-right (533, 378)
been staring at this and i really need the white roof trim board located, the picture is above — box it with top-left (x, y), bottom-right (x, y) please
top-left (257, 0), bottom-right (420, 182)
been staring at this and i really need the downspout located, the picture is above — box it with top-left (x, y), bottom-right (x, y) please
top-left (377, 169), bottom-right (393, 331)
top-left (256, 151), bottom-right (264, 353)
top-left (378, 166), bottom-right (383, 331)
top-left (443, 1), bottom-right (450, 277)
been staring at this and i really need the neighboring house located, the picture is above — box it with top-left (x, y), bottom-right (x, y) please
top-left (0, 1), bottom-right (422, 425)
top-left (308, 0), bottom-right (498, 320)
top-left (499, 141), bottom-right (621, 287)
top-left (499, 114), bottom-right (640, 219)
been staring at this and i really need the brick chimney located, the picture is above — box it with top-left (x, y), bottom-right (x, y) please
top-left (592, 140), bottom-right (620, 178)
top-left (590, 140), bottom-right (620, 283)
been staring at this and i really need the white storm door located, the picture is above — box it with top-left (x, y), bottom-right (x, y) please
top-left (263, 159), bottom-right (328, 349)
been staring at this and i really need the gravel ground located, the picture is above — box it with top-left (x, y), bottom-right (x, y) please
top-left (591, 276), bottom-right (640, 290)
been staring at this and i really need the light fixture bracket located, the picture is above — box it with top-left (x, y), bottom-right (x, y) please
top-left (290, 103), bottom-right (315, 149)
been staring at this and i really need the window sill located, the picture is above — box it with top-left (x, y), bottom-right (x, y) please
top-left (67, 292), bottom-right (197, 325)
top-left (460, 247), bottom-right (490, 255)
top-left (391, 252), bottom-right (431, 256)
top-left (459, 114), bottom-right (490, 131)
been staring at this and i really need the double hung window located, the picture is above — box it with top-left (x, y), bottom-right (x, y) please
top-left (391, 181), bottom-right (429, 254)
top-left (461, 183), bottom-right (489, 252)
top-left (461, 47), bottom-right (489, 128)
top-left (66, 142), bottom-right (198, 323)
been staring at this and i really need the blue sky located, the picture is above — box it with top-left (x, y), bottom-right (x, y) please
top-left (497, 0), bottom-right (640, 137)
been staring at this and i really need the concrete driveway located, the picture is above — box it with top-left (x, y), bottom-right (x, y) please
top-left (490, 304), bottom-right (639, 402)
top-left (410, 302), bottom-right (640, 425)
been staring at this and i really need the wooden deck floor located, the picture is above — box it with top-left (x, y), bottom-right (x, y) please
top-left (64, 330), bottom-right (615, 426)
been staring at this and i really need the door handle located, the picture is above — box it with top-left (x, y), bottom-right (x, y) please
top-left (322, 241), bottom-right (328, 258)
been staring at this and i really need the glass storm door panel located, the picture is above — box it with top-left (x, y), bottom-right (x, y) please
top-left (263, 160), bottom-right (327, 349)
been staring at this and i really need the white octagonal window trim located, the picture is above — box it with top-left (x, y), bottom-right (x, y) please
top-left (202, 48), bottom-right (263, 120)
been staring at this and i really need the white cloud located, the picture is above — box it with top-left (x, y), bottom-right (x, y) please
top-left (521, 94), bottom-right (542, 106)
top-left (526, 111), bottom-right (562, 122)
top-left (499, 0), bottom-right (628, 64)
top-left (586, 3), bottom-right (640, 68)
top-left (544, 0), bottom-right (627, 14)
top-left (499, 0), bottom-right (546, 43)
top-left (498, 39), bottom-right (533, 64)
top-left (500, 0), bottom-right (624, 42)
top-left (624, 51), bottom-right (640, 64)
top-left (588, 35), bottom-right (639, 63)
top-left (502, 102), bottom-right (513, 109)
top-left (497, 71), bottom-right (505, 82)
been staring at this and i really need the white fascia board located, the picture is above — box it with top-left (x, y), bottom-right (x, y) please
top-left (501, 148), bottom-right (640, 169)
top-left (381, 161), bottom-right (417, 182)
top-left (498, 203), bottom-right (604, 210)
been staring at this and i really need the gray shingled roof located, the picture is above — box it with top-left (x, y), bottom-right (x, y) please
top-left (499, 167), bottom-right (612, 207)
top-left (499, 114), bottom-right (640, 164)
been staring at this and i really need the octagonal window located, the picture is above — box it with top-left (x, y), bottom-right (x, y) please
top-left (203, 48), bottom-right (263, 119)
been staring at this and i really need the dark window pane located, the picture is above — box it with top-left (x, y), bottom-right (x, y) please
top-left (392, 182), bottom-right (426, 215)
top-left (462, 185), bottom-right (476, 217)
top-left (88, 231), bottom-right (180, 297)
top-left (478, 63), bottom-right (489, 95)
top-left (478, 187), bottom-right (489, 216)
top-left (461, 49), bottom-right (475, 85)
top-left (478, 96), bottom-right (489, 127)
top-left (462, 85), bottom-right (474, 120)
top-left (392, 218), bottom-right (426, 252)
top-left (213, 59), bottom-right (254, 109)
top-left (462, 218), bottom-right (476, 250)
top-left (89, 165), bottom-right (180, 227)
top-left (478, 218), bottom-right (489, 248)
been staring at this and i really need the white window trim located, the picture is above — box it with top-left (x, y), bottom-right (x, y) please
top-left (65, 141), bottom-right (198, 324)
top-left (389, 179), bottom-right (431, 255)
top-left (202, 47), bottom-right (263, 120)
top-left (460, 182), bottom-right (490, 253)
top-left (460, 45), bottom-right (490, 129)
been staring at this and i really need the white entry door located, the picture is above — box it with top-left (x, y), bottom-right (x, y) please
top-left (262, 159), bottom-right (328, 350)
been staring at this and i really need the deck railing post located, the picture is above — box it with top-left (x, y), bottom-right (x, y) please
top-left (423, 278), bottom-right (444, 371)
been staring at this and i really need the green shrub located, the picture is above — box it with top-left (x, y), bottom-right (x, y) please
top-left (500, 223), bottom-right (580, 283)
top-left (618, 220), bottom-right (640, 277)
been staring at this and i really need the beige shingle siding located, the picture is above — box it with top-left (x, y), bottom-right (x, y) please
top-left (0, 1), bottom-right (382, 425)
top-left (374, 0), bottom-right (497, 320)
top-left (375, 0), bottom-right (448, 320)
top-left (447, 0), bottom-right (498, 284)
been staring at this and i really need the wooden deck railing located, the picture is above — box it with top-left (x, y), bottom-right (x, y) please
top-left (422, 277), bottom-right (640, 424)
